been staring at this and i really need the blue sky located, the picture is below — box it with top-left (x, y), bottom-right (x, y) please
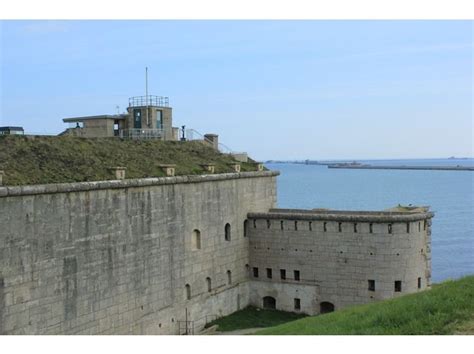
top-left (0, 20), bottom-right (472, 160)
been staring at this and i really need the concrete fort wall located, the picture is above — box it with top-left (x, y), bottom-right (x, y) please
top-left (0, 171), bottom-right (278, 334)
top-left (247, 209), bottom-right (433, 315)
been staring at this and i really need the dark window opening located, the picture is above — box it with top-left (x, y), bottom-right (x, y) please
top-left (266, 268), bottom-right (272, 279)
top-left (323, 222), bottom-right (327, 232)
top-left (206, 277), bottom-right (212, 292)
top-left (418, 277), bottom-right (422, 289)
top-left (253, 267), bottom-right (259, 278)
top-left (354, 223), bottom-right (358, 233)
top-left (245, 264), bottom-right (249, 274)
top-left (395, 280), bottom-right (402, 292)
top-left (225, 223), bottom-right (231, 241)
top-left (263, 296), bottom-right (276, 310)
top-left (227, 270), bottom-right (232, 285)
top-left (280, 269), bottom-right (286, 280)
top-left (368, 280), bottom-right (375, 291)
top-left (253, 219), bottom-right (257, 228)
top-left (185, 284), bottom-right (191, 300)
top-left (388, 224), bottom-right (392, 234)
top-left (243, 220), bottom-right (248, 237)
top-left (294, 270), bottom-right (300, 281)
top-left (267, 220), bottom-right (271, 229)
top-left (320, 302), bottom-right (335, 314)
top-left (338, 222), bottom-right (342, 232)
top-left (294, 221), bottom-right (298, 231)
top-left (294, 298), bottom-right (301, 311)
top-left (418, 222), bottom-right (421, 232)
top-left (280, 220), bottom-right (284, 230)
top-left (423, 220), bottom-right (427, 230)
top-left (406, 223), bottom-right (410, 233)
top-left (309, 221), bottom-right (313, 231)
top-left (369, 223), bottom-right (373, 233)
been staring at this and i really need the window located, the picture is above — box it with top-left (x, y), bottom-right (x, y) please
top-left (309, 221), bottom-right (312, 231)
top-left (394, 281), bottom-right (402, 292)
top-left (192, 229), bottom-right (201, 250)
top-left (225, 223), bottom-right (231, 241)
top-left (368, 280), bottom-right (375, 291)
top-left (354, 223), bottom-right (358, 233)
top-left (423, 220), bottom-right (427, 230)
top-left (388, 224), bottom-right (392, 234)
top-left (418, 277), bottom-right (422, 289)
top-left (280, 220), bottom-right (284, 230)
top-left (406, 223), bottom-right (410, 233)
top-left (369, 223), bottom-right (373, 233)
top-left (206, 277), bottom-right (212, 292)
top-left (243, 220), bottom-right (248, 237)
top-left (185, 284), bottom-right (191, 300)
top-left (253, 219), bottom-right (257, 228)
top-left (266, 268), bottom-right (272, 279)
top-left (338, 222), bottom-right (342, 232)
top-left (156, 110), bottom-right (163, 129)
top-left (267, 220), bottom-right (271, 229)
top-left (253, 267), bottom-right (259, 278)
top-left (245, 264), bottom-right (250, 274)
top-left (294, 270), bottom-right (300, 281)
top-left (227, 270), bottom-right (232, 285)
top-left (294, 221), bottom-right (298, 231)
top-left (323, 222), bottom-right (327, 232)
top-left (418, 222), bottom-right (421, 232)
top-left (294, 298), bottom-right (301, 311)
top-left (280, 269), bottom-right (286, 280)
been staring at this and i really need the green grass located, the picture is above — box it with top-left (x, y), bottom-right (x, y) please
top-left (256, 275), bottom-right (474, 335)
top-left (206, 306), bottom-right (307, 332)
top-left (0, 135), bottom-right (260, 186)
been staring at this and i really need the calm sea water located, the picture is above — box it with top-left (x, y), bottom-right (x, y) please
top-left (266, 159), bottom-right (474, 283)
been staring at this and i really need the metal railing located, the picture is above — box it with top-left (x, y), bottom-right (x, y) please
top-left (128, 95), bottom-right (169, 108)
top-left (119, 128), bottom-right (164, 139)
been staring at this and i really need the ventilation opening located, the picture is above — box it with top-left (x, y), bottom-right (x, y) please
top-left (294, 221), bottom-right (298, 231)
top-left (294, 270), bottom-right (300, 281)
top-left (309, 221), bottom-right (312, 231)
top-left (369, 223), bottom-right (373, 233)
top-left (280, 269), bottom-right (286, 280)
top-left (253, 267), bottom-right (259, 278)
top-left (227, 270), bottom-right (232, 285)
top-left (206, 277), bottom-right (212, 292)
top-left (294, 298), bottom-right (301, 311)
top-left (368, 279), bottom-right (375, 291)
top-left (320, 302), bottom-right (335, 314)
top-left (394, 280), bottom-right (402, 292)
top-left (406, 222), bottom-right (410, 233)
top-left (388, 224), bottom-right (393, 234)
top-left (280, 220), bottom-right (284, 230)
top-left (266, 268), bottom-right (272, 279)
top-left (338, 222), bottom-right (342, 232)
top-left (323, 222), bottom-right (327, 232)
top-left (243, 220), bottom-right (248, 237)
top-left (263, 296), bottom-right (276, 310)
top-left (185, 284), bottom-right (191, 300)
top-left (267, 220), bottom-right (271, 229)
top-left (354, 223), bottom-right (358, 233)
top-left (225, 223), bottom-right (231, 241)
top-left (418, 277), bottom-right (422, 289)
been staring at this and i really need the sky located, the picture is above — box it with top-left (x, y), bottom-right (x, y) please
top-left (0, 20), bottom-right (472, 160)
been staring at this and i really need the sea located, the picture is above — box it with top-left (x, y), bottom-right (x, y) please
top-left (265, 158), bottom-right (474, 283)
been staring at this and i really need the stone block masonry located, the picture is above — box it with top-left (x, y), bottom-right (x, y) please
top-left (0, 171), bottom-right (278, 334)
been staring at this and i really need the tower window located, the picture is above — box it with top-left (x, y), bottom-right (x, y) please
top-left (227, 270), bottom-right (232, 285)
top-left (280, 269), bottom-right (286, 280)
top-left (267, 220), bottom-right (271, 229)
top-left (294, 298), bottom-right (301, 311)
top-left (388, 224), bottom-right (393, 234)
top-left (185, 284), bottom-right (191, 300)
top-left (253, 267), bottom-right (259, 278)
top-left (253, 219), bottom-right (257, 228)
top-left (394, 281), bottom-right (402, 292)
top-left (338, 222), bottom-right (342, 232)
top-left (406, 223), bottom-right (410, 233)
top-left (309, 221), bottom-right (312, 231)
top-left (294, 270), bottom-right (300, 281)
top-left (323, 222), bottom-right (327, 232)
top-left (294, 221), bottom-right (298, 231)
top-left (280, 220), bottom-right (284, 230)
top-left (368, 280), bottom-right (375, 291)
top-left (369, 223), bottom-right (373, 233)
top-left (243, 220), bottom-right (248, 237)
top-left (354, 223), bottom-right (358, 233)
top-left (225, 223), bottom-right (231, 241)
top-left (266, 268), bottom-right (272, 279)
top-left (192, 229), bottom-right (201, 250)
top-left (206, 277), bottom-right (212, 292)
top-left (418, 277), bottom-right (422, 289)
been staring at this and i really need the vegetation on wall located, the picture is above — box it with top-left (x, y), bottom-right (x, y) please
top-left (0, 135), bottom-right (260, 186)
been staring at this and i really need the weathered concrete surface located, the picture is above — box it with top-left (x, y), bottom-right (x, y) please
top-left (0, 172), bottom-right (278, 334)
top-left (247, 208), bottom-right (433, 315)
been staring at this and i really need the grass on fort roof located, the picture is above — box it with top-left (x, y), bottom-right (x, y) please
top-left (255, 275), bottom-right (474, 335)
top-left (205, 306), bottom-right (307, 332)
top-left (0, 135), bottom-right (262, 186)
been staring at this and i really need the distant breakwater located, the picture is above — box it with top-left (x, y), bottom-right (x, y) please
top-left (327, 165), bottom-right (474, 171)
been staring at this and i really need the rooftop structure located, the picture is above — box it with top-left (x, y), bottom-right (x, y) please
top-left (0, 126), bottom-right (24, 135)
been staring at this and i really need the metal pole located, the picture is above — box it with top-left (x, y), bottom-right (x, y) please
top-left (145, 67), bottom-right (149, 126)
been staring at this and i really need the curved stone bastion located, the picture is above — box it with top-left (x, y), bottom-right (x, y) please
top-left (0, 170), bottom-right (433, 334)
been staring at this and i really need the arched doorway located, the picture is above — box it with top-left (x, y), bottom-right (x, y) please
top-left (320, 302), bottom-right (335, 314)
top-left (263, 296), bottom-right (276, 309)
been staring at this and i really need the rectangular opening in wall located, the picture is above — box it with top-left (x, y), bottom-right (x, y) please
top-left (253, 219), bottom-right (257, 228)
top-left (388, 224), bottom-right (393, 234)
top-left (267, 220), bottom-right (271, 229)
top-left (407, 222), bottom-right (410, 233)
top-left (294, 221), bottom-right (298, 231)
top-left (294, 270), bottom-right (300, 281)
top-left (395, 280), bottom-right (402, 292)
top-left (280, 220), bottom-right (284, 230)
top-left (369, 223), bottom-right (373, 233)
top-left (424, 220), bottom-right (427, 230)
top-left (323, 222), bottom-right (327, 232)
top-left (418, 277), bottom-right (421, 289)
top-left (294, 298), bottom-right (301, 310)
top-left (354, 223), bottom-right (358, 233)
top-left (266, 268), bottom-right (272, 279)
top-left (280, 269), bottom-right (286, 280)
top-left (368, 279), bottom-right (375, 291)
top-left (309, 221), bottom-right (312, 231)
top-left (253, 267), bottom-right (259, 278)
top-left (338, 222), bottom-right (342, 232)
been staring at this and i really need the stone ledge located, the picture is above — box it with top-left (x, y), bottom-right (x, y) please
top-left (0, 171), bottom-right (280, 198)
top-left (248, 210), bottom-right (434, 222)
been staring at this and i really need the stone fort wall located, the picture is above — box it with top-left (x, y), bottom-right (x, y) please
top-left (247, 208), bottom-right (433, 315)
top-left (0, 171), bottom-right (278, 334)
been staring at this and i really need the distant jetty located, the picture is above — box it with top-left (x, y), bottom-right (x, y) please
top-left (328, 163), bottom-right (474, 171)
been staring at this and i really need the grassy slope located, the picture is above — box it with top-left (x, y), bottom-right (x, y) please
top-left (206, 306), bottom-right (307, 332)
top-left (0, 135), bottom-right (259, 186)
top-left (257, 276), bottom-right (474, 335)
